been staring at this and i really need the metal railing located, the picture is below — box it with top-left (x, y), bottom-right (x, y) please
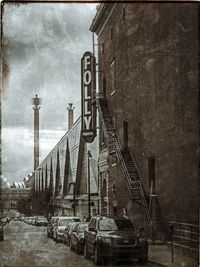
top-left (170, 221), bottom-right (199, 250)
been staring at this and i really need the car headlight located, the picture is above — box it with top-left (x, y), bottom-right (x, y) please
top-left (98, 237), bottom-right (112, 244)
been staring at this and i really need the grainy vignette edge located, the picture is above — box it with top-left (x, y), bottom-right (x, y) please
top-left (0, 1), bottom-right (199, 267)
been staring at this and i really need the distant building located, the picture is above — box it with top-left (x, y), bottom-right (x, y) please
top-left (90, 2), bottom-right (198, 252)
top-left (24, 173), bottom-right (34, 189)
top-left (0, 187), bottom-right (30, 217)
top-left (11, 181), bottom-right (26, 189)
top-left (33, 116), bottom-right (99, 220)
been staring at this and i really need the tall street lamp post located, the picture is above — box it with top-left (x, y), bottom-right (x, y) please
top-left (73, 182), bottom-right (76, 216)
top-left (87, 150), bottom-right (92, 220)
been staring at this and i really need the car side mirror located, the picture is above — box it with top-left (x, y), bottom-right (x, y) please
top-left (137, 226), bottom-right (145, 237)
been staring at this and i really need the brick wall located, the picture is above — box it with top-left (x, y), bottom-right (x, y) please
top-left (97, 3), bottom-right (199, 224)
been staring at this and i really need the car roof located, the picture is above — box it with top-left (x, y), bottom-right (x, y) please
top-left (77, 222), bottom-right (88, 228)
top-left (92, 215), bottom-right (131, 221)
top-left (57, 216), bottom-right (73, 220)
top-left (58, 216), bottom-right (80, 220)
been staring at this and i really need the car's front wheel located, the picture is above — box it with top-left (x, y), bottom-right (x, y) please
top-left (55, 234), bottom-right (59, 243)
top-left (66, 237), bottom-right (70, 246)
top-left (76, 243), bottom-right (82, 255)
top-left (94, 245), bottom-right (103, 265)
top-left (70, 240), bottom-right (74, 251)
top-left (53, 234), bottom-right (56, 241)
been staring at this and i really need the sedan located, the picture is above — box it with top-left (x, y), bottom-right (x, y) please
top-left (35, 217), bottom-right (48, 226)
top-left (70, 223), bottom-right (88, 254)
top-left (63, 222), bottom-right (80, 246)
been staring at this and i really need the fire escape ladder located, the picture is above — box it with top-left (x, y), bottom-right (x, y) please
top-left (97, 96), bottom-right (154, 238)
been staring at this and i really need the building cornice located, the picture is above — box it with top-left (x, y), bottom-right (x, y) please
top-left (89, 3), bottom-right (111, 33)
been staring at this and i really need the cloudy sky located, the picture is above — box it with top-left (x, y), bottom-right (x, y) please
top-left (2, 3), bottom-right (97, 185)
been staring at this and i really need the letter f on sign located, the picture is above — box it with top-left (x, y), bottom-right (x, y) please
top-left (84, 56), bottom-right (91, 70)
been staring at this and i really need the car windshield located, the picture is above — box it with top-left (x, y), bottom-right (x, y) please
top-left (99, 218), bottom-right (134, 231)
top-left (59, 219), bottom-right (70, 226)
top-left (73, 218), bottom-right (81, 222)
top-left (78, 224), bottom-right (88, 233)
top-left (70, 223), bottom-right (77, 230)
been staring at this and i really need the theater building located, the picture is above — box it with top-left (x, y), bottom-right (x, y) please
top-left (90, 2), bottom-right (199, 252)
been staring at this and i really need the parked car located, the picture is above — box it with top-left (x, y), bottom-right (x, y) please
top-left (35, 216), bottom-right (48, 226)
top-left (31, 217), bottom-right (38, 225)
top-left (63, 221), bottom-right (80, 246)
top-left (0, 222), bottom-right (4, 241)
top-left (24, 217), bottom-right (29, 224)
top-left (26, 217), bottom-right (34, 224)
top-left (1, 217), bottom-right (7, 225)
top-left (70, 222), bottom-right (88, 254)
top-left (84, 215), bottom-right (148, 265)
top-left (47, 216), bottom-right (59, 238)
top-left (18, 216), bottom-right (24, 221)
top-left (53, 216), bottom-right (80, 243)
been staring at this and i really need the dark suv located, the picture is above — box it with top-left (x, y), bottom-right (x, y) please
top-left (84, 215), bottom-right (148, 265)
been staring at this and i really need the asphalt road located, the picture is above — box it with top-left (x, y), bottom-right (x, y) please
top-left (0, 220), bottom-right (161, 267)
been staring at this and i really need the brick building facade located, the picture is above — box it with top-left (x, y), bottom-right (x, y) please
top-left (90, 2), bottom-right (199, 244)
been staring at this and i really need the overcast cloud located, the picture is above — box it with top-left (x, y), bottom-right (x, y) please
top-left (2, 3), bottom-right (97, 184)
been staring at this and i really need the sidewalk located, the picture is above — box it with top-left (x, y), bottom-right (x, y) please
top-left (149, 244), bottom-right (198, 267)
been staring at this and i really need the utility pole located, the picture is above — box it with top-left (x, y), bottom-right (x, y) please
top-left (73, 182), bottom-right (76, 216)
top-left (32, 95), bottom-right (41, 170)
top-left (87, 150), bottom-right (92, 220)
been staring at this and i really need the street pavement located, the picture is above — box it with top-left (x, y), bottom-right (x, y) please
top-left (0, 220), bottom-right (163, 267)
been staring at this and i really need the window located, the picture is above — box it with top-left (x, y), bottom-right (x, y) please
top-left (102, 179), bottom-right (107, 198)
top-left (148, 156), bottom-right (156, 195)
top-left (122, 6), bottom-right (126, 21)
top-left (59, 218), bottom-right (70, 226)
top-left (99, 218), bottom-right (134, 231)
top-left (103, 77), bottom-right (106, 98)
top-left (74, 224), bottom-right (79, 232)
top-left (101, 42), bottom-right (104, 54)
top-left (89, 218), bottom-right (97, 229)
top-left (78, 224), bottom-right (88, 233)
top-left (110, 59), bottom-right (115, 93)
top-left (110, 27), bottom-right (113, 40)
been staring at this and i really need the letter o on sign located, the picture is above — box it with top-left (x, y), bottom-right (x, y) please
top-left (84, 70), bottom-right (91, 85)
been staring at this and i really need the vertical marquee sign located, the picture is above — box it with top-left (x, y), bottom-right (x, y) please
top-left (81, 51), bottom-right (96, 143)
